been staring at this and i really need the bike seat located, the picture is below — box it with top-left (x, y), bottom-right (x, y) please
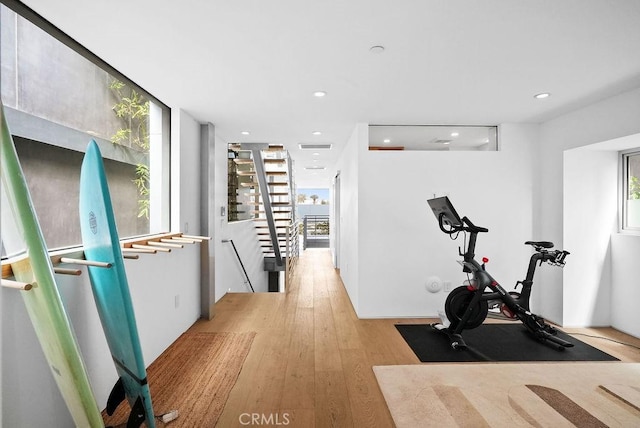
top-left (525, 241), bottom-right (554, 248)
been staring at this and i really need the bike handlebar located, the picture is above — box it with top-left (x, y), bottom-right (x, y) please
top-left (542, 249), bottom-right (570, 266)
top-left (438, 213), bottom-right (488, 234)
top-left (462, 217), bottom-right (489, 233)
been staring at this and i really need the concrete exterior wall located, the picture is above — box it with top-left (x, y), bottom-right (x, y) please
top-left (1, 7), bottom-right (126, 143)
top-left (13, 136), bottom-right (144, 249)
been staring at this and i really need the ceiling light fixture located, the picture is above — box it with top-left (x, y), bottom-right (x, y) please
top-left (451, 132), bottom-right (459, 137)
top-left (383, 139), bottom-right (391, 144)
top-left (312, 131), bottom-right (322, 136)
top-left (534, 92), bottom-right (551, 99)
top-left (241, 131), bottom-right (250, 135)
top-left (313, 91), bottom-right (327, 97)
top-left (369, 45), bottom-right (385, 54)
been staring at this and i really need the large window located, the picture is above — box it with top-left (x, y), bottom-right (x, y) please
top-left (622, 150), bottom-right (640, 231)
top-left (1, 1), bottom-right (170, 252)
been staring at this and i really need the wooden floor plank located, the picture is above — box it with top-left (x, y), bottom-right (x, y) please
top-left (340, 348), bottom-right (396, 427)
top-left (188, 248), bottom-right (640, 427)
top-left (315, 370), bottom-right (354, 428)
top-left (280, 307), bottom-right (315, 410)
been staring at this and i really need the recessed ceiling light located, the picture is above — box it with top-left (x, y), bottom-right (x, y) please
top-left (534, 92), bottom-right (551, 99)
top-left (383, 139), bottom-right (391, 144)
top-left (313, 91), bottom-right (327, 97)
top-left (370, 45), bottom-right (385, 54)
top-left (443, 142), bottom-right (451, 145)
top-left (313, 152), bottom-right (320, 156)
top-left (451, 132), bottom-right (459, 137)
top-left (241, 131), bottom-right (250, 135)
top-left (312, 131), bottom-right (322, 136)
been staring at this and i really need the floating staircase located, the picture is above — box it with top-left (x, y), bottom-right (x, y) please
top-left (228, 144), bottom-right (300, 288)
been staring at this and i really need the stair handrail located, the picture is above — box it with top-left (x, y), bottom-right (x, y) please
top-left (285, 219), bottom-right (301, 290)
top-left (222, 239), bottom-right (255, 292)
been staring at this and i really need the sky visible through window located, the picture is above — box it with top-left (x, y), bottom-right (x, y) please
top-left (298, 188), bottom-right (329, 204)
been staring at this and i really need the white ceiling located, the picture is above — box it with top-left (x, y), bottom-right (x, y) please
top-left (18, 0), bottom-right (640, 187)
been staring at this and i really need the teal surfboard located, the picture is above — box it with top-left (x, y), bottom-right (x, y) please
top-left (1, 102), bottom-right (104, 426)
top-left (79, 140), bottom-right (155, 428)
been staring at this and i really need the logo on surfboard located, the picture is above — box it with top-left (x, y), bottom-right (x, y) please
top-left (89, 211), bottom-right (98, 234)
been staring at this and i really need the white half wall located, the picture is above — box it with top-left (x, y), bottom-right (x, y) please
top-left (217, 220), bottom-right (270, 296)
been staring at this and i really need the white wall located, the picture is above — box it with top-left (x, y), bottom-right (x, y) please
top-left (335, 123), bottom-right (537, 318)
top-left (334, 88), bottom-right (640, 328)
top-left (333, 124), bottom-right (363, 314)
top-left (536, 87), bottom-right (640, 325)
top-left (171, 109), bottom-right (201, 234)
top-left (563, 148), bottom-right (617, 326)
top-left (1, 245), bottom-right (201, 427)
top-left (213, 132), bottom-right (228, 302)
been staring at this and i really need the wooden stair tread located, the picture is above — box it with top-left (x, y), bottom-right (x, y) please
top-left (240, 181), bottom-right (289, 187)
top-left (246, 202), bottom-right (291, 206)
top-left (240, 192), bottom-right (289, 197)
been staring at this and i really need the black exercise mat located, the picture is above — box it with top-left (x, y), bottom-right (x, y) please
top-left (396, 323), bottom-right (619, 362)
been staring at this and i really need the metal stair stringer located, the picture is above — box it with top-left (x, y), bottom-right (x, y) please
top-left (250, 147), bottom-right (283, 267)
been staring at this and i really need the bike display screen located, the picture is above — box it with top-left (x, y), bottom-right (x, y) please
top-left (427, 196), bottom-right (463, 227)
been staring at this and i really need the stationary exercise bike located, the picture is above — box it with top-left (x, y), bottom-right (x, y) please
top-left (427, 197), bottom-right (573, 351)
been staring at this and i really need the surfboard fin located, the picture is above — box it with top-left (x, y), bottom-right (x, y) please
top-left (106, 377), bottom-right (126, 415)
top-left (126, 396), bottom-right (147, 428)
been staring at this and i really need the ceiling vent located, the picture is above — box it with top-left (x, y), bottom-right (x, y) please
top-left (298, 143), bottom-right (333, 150)
top-left (430, 139), bottom-right (452, 145)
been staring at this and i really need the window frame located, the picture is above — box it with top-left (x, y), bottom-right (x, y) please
top-left (620, 148), bottom-right (640, 233)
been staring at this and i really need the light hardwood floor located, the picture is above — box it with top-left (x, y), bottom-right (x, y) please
top-left (189, 248), bottom-right (640, 427)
